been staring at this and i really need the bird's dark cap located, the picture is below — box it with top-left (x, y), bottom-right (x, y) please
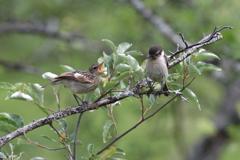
top-left (148, 45), bottom-right (163, 56)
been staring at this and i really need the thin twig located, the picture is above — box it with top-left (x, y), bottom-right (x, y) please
top-left (96, 77), bottom-right (195, 155)
top-left (108, 105), bottom-right (119, 137)
top-left (126, 73), bottom-right (133, 90)
top-left (179, 33), bottom-right (188, 47)
top-left (140, 96), bottom-right (145, 120)
top-left (0, 27), bottom-right (231, 148)
top-left (73, 112), bottom-right (84, 160)
top-left (18, 136), bottom-right (65, 151)
top-left (49, 123), bottom-right (73, 159)
top-left (94, 81), bottom-right (120, 103)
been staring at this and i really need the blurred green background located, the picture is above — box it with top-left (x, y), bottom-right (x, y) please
top-left (0, 0), bottom-right (239, 160)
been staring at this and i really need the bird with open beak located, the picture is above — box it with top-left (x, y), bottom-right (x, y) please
top-left (42, 62), bottom-right (106, 105)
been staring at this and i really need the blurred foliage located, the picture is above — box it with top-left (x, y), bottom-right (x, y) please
top-left (0, 0), bottom-right (239, 160)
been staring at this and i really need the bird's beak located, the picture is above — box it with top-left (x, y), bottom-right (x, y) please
top-left (98, 62), bottom-right (106, 73)
top-left (146, 55), bottom-right (150, 59)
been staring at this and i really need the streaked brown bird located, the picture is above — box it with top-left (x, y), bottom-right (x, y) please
top-left (42, 63), bottom-right (106, 105)
top-left (146, 45), bottom-right (169, 96)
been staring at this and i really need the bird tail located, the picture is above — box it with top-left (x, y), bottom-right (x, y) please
top-left (41, 80), bottom-right (59, 88)
top-left (163, 83), bottom-right (169, 96)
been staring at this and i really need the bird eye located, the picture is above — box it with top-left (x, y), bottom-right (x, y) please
top-left (93, 66), bottom-right (97, 69)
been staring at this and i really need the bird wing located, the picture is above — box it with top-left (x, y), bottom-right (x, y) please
top-left (56, 71), bottom-right (93, 83)
top-left (164, 54), bottom-right (169, 67)
top-left (73, 71), bottom-right (94, 83)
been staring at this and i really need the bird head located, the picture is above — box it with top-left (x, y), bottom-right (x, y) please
top-left (146, 45), bottom-right (163, 60)
top-left (89, 62), bottom-right (106, 75)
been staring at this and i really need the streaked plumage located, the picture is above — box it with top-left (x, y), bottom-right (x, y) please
top-left (42, 63), bottom-right (106, 104)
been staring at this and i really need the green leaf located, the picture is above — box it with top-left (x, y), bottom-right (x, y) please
top-left (133, 67), bottom-right (144, 80)
top-left (59, 65), bottom-right (75, 72)
top-left (16, 152), bottom-right (24, 160)
top-left (194, 49), bottom-right (220, 63)
top-left (0, 82), bottom-right (17, 91)
top-left (118, 54), bottom-right (140, 70)
top-left (30, 83), bottom-right (44, 106)
top-left (115, 64), bottom-right (131, 73)
top-left (125, 50), bottom-right (143, 57)
top-left (42, 72), bottom-right (58, 81)
top-left (41, 135), bottom-right (58, 143)
top-left (87, 143), bottom-right (94, 156)
top-left (0, 113), bottom-right (20, 131)
top-left (6, 91), bottom-right (33, 101)
top-left (30, 157), bottom-right (47, 160)
top-left (102, 120), bottom-right (114, 143)
top-left (167, 73), bottom-right (181, 83)
top-left (84, 90), bottom-right (95, 102)
top-left (14, 83), bottom-right (25, 92)
top-left (117, 42), bottom-right (132, 54)
top-left (173, 63), bottom-right (183, 75)
top-left (196, 62), bottom-right (222, 72)
top-left (99, 146), bottom-right (116, 160)
top-left (113, 148), bottom-right (126, 156)
top-left (59, 119), bottom-right (68, 133)
top-left (148, 94), bottom-right (155, 107)
top-left (111, 101), bottom-right (121, 108)
top-left (111, 72), bottom-right (129, 82)
top-left (9, 143), bottom-right (15, 152)
top-left (188, 64), bottom-right (202, 75)
top-left (102, 39), bottom-right (117, 53)
top-left (101, 106), bottom-right (110, 114)
top-left (170, 83), bottom-right (201, 110)
top-left (35, 103), bottom-right (49, 115)
top-left (17, 138), bottom-right (29, 145)
top-left (0, 125), bottom-right (10, 133)
top-left (0, 149), bottom-right (8, 159)
top-left (10, 114), bottom-right (24, 128)
top-left (104, 81), bottom-right (119, 92)
top-left (103, 52), bottom-right (114, 75)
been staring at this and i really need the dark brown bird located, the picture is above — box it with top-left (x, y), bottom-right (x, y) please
top-left (42, 63), bottom-right (106, 105)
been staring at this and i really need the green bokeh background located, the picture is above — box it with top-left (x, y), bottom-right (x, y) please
top-left (0, 0), bottom-right (239, 159)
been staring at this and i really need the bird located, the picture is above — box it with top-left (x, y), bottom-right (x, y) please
top-left (42, 62), bottom-right (106, 105)
top-left (146, 45), bottom-right (169, 96)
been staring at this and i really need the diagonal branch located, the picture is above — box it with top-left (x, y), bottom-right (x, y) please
top-left (119, 0), bottom-right (189, 48)
top-left (0, 59), bottom-right (41, 75)
top-left (0, 22), bottom-right (85, 42)
top-left (0, 26), bottom-right (231, 148)
top-left (96, 77), bottom-right (195, 155)
top-left (168, 26), bottom-right (233, 68)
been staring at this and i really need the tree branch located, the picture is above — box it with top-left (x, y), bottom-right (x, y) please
top-left (119, 0), bottom-right (189, 48)
top-left (0, 22), bottom-right (102, 52)
top-left (0, 22), bottom-right (85, 42)
top-left (96, 77), bottom-right (195, 155)
top-left (0, 26), bottom-right (231, 148)
top-left (0, 59), bottom-right (41, 75)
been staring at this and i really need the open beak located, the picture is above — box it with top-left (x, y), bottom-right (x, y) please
top-left (98, 62), bottom-right (106, 73)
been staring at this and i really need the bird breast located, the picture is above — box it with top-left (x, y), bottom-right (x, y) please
top-left (146, 58), bottom-right (168, 83)
top-left (61, 77), bottom-right (101, 94)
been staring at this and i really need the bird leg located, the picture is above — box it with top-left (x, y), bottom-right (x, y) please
top-left (146, 78), bottom-right (154, 93)
top-left (73, 94), bottom-right (88, 107)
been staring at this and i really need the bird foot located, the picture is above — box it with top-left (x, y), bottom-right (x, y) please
top-left (82, 101), bottom-right (89, 108)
